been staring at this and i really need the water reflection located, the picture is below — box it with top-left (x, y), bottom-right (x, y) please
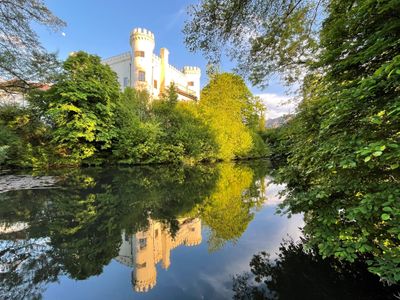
top-left (116, 217), bottom-right (202, 292)
top-left (0, 161), bottom-right (269, 299)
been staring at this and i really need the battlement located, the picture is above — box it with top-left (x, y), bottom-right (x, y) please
top-left (183, 66), bottom-right (201, 74)
top-left (102, 51), bottom-right (131, 65)
top-left (133, 277), bottom-right (156, 293)
top-left (185, 238), bottom-right (202, 247)
top-left (130, 27), bottom-right (155, 42)
top-left (106, 26), bottom-right (200, 100)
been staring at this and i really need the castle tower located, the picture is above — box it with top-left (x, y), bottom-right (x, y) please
top-left (183, 66), bottom-right (201, 100)
top-left (132, 229), bottom-right (157, 293)
top-left (184, 218), bottom-right (202, 246)
top-left (130, 28), bottom-right (155, 93)
top-left (161, 229), bottom-right (171, 269)
top-left (160, 48), bottom-right (170, 94)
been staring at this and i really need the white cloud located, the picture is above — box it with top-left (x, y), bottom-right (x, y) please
top-left (61, 32), bottom-right (66, 37)
top-left (256, 93), bottom-right (298, 119)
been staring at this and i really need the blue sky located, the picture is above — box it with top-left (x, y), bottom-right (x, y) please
top-left (37, 0), bottom-right (294, 118)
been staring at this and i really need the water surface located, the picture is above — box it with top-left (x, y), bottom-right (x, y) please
top-left (0, 161), bottom-right (396, 299)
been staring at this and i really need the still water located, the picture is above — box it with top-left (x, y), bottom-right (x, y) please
top-left (0, 161), bottom-right (397, 299)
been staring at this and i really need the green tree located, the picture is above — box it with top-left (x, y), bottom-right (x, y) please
top-left (151, 84), bottom-right (218, 163)
top-left (185, 0), bottom-right (400, 283)
top-left (35, 51), bottom-right (121, 164)
top-left (0, 0), bottom-right (65, 93)
top-left (184, 0), bottom-right (321, 87)
top-left (233, 239), bottom-right (399, 300)
top-left (199, 73), bottom-right (255, 160)
top-left (112, 87), bottom-right (164, 164)
top-left (0, 104), bottom-right (53, 168)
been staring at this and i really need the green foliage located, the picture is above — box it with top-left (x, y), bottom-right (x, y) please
top-left (0, 104), bottom-right (53, 168)
top-left (233, 239), bottom-right (399, 300)
top-left (3, 56), bottom-right (267, 168)
top-left (272, 0), bottom-right (400, 283)
top-left (184, 0), bottom-right (321, 87)
top-left (0, 0), bottom-right (65, 93)
top-left (38, 51), bottom-right (120, 164)
top-left (187, 0), bottom-right (400, 283)
top-left (199, 73), bottom-right (257, 160)
top-left (111, 87), bottom-right (164, 164)
top-left (151, 90), bottom-right (218, 163)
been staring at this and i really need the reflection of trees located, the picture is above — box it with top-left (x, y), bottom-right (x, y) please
top-left (0, 165), bottom-right (218, 299)
top-left (0, 238), bottom-right (60, 300)
top-left (195, 163), bottom-right (266, 251)
top-left (0, 161), bottom-right (271, 298)
top-left (232, 239), bottom-right (400, 300)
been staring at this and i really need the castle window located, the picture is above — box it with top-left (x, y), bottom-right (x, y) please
top-left (136, 262), bottom-right (147, 269)
top-left (138, 71), bottom-right (145, 82)
top-left (155, 229), bottom-right (159, 238)
top-left (153, 80), bottom-right (157, 89)
top-left (188, 81), bottom-right (194, 86)
top-left (135, 51), bottom-right (145, 57)
top-left (123, 77), bottom-right (129, 88)
top-left (139, 238), bottom-right (147, 250)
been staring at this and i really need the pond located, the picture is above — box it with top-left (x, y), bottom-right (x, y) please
top-left (0, 161), bottom-right (397, 299)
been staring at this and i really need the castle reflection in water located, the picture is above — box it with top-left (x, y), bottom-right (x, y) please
top-left (115, 218), bottom-right (202, 293)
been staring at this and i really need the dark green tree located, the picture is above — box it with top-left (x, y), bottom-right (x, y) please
top-left (185, 0), bottom-right (400, 283)
top-left (33, 51), bottom-right (121, 164)
top-left (233, 239), bottom-right (400, 300)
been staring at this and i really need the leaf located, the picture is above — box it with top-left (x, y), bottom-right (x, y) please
top-left (381, 213), bottom-right (390, 221)
top-left (372, 151), bottom-right (382, 157)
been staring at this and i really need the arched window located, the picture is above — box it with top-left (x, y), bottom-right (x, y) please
top-left (138, 71), bottom-right (145, 82)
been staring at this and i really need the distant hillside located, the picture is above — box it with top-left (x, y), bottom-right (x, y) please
top-left (265, 114), bottom-right (293, 128)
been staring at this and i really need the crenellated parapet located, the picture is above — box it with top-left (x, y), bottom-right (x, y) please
top-left (132, 273), bottom-right (157, 293)
top-left (104, 27), bottom-right (201, 100)
top-left (130, 27), bottom-right (155, 43)
top-left (183, 66), bottom-right (201, 75)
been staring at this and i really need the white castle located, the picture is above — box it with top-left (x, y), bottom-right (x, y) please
top-left (103, 28), bottom-right (201, 101)
top-left (115, 217), bottom-right (202, 293)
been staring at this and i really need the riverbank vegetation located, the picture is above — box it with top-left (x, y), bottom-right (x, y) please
top-left (185, 0), bottom-right (400, 283)
top-left (0, 51), bottom-right (268, 168)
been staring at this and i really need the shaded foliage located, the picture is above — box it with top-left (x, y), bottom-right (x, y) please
top-left (185, 0), bottom-right (400, 283)
top-left (233, 239), bottom-right (400, 300)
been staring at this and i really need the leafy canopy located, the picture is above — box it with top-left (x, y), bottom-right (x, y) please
top-left (0, 0), bottom-right (65, 92)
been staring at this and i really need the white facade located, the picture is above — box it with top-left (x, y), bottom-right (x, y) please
top-left (103, 28), bottom-right (201, 101)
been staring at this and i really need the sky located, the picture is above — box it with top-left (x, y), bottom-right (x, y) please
top-left (36, 0), bottom-right (294, 119)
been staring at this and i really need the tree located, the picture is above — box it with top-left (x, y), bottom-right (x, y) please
top-left (0, 0), bottom-right (66, 92)
top-left (185, 0), bottom-right (400, 283)
top-left (233, 239), bottom-right (400, 300)
top-left (112, 87), bottom-right (165, 164)
top-left (184, 0), bottom-right (322, 87)
top-left (35, 51), bottom-right (120, 164)
top-left (151, 84), bottom-right (218, 163)
top-left (199, 73), bottom-right (254, 160)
